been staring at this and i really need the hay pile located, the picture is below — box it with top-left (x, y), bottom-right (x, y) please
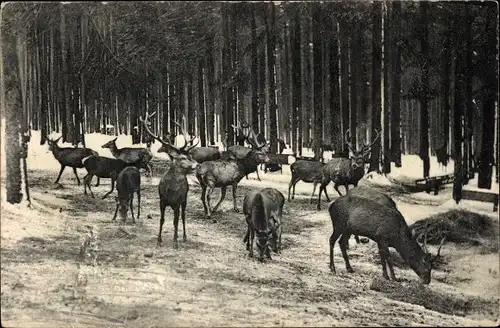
top-left (409, 209), bottom-right (498, 251)
top-left (370, 276), bottom-right (498, 318)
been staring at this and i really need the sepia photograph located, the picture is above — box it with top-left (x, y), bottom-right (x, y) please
top-left (0, 0), bottom-right (498, 326)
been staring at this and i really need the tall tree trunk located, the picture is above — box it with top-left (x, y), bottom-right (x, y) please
top-left (349, 31), bottom-right (358, 149)
top-left (329, 16), bottom-right (341, 153)
top-left (292, 6), bottom-right (302, 156)
top-left (478, 6), bottom-right (497, 189)
top-left (390, 1), bottom-right (402, 166)
top-left (266, 3), bottom-right (278, 153)
top-left (369, 1), bottom-right (383, 172)
top-left (251, 6), bottom-right (259, 134)
top-left (339, 19), bottom-right (350, 153)
top-left (3, 22), bottom-right (23, 203)
top-left (382, 1), bottom-right (391, 174)
top-left (37, 23), bottom-right (48, 145)
top-left (312, 4), bottom-right (323, 161)
top-left (419, 1), bottom-right (430, 178)
top-left (464, 6), bottom-right (474, 182)
top-left (222, 4), bottom-right (233, 146)
top-left (453, 7), bottom-right (466, 202)
top-left (258, 41), bottom-right (266, 135)
top-left (206, 40), bottom-right (215, 145)
top-left (441, 36), bottom-right (451, 159)
top-left (198, 59), bottom-right (206, 146)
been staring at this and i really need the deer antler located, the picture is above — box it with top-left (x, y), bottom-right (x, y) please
top-left (344, 129), bottom-right (354, 152)
top-left (140, 111), bottom-right (181, 152)
top-left (435, 236), bottom-right (446, 259)
top-left (173, 115), bottom-right (198, 151)
top-left (362, 129), bottom-right (381, 153)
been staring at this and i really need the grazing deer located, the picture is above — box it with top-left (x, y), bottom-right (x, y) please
top-left (101, 137), bottom-right (153, 177)
top-left (243, 188), bottom-right (285, 257)
top-left (243, 188), bottom-right (285, 261)
top-left (140, 112), bottom-right (199, 248)
top-left (196, 141), bottom-right (270, 221)
top-left (82, 155), bottom-right (143, 199)
top-left (346, 186), bottom-right (399, 246)
top-left (328, 195), bottom-right (445, 284)
top-left (288, 160), bottom-right (330, 204)
top-left (47, 136), bottom-right (100, 186)
top-left (112, 166), bottom-right (141, 223)
top-left (317, 129), bottom-right (381, 210)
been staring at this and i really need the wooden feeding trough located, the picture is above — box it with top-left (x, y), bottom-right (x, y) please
top-left (396, 173), bottom-right (455, 195)
top-left (462, 189), bottom-right (499, 212)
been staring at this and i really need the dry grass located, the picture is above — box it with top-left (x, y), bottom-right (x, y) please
top-left (370, 276), bottom-right (499, 318)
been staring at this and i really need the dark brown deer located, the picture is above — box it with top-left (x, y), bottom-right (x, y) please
top-left (347, 186), bottom-right (399, 246)
top-left (112, 166), bottom-right (141, 223)
top-left (140, 112), bottom-right (199, 248)
top-left (101, 137), bottom-right (153, 177)
top-left (328, 195), bottom-right (445, 284)
top-left (243, 188), bottom-right (285, 257)
top-left (47, 136), bottom-right (100, 186)
top-left (317, 129), bottom-right (381, 210)
top-left (82, 155), bottom-right (143, 199)
top-left (196, 140), bottom-right (270, 221)
top-left (288, 160), bottom-right (329, 204)
top-left (242, 188), bottom-right (285, 261)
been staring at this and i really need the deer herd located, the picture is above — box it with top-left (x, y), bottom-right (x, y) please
top-left (45, 113), bottom-right (445, 285)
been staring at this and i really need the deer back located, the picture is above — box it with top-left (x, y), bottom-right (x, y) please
top-left (190, 147), bottom-right (221, 163)
top-left (290, 160), bottom-right (325, 182)
top-left (347, 186), bottom-right (397, 210)
top-left (116, 167), bottom-right (141, 195)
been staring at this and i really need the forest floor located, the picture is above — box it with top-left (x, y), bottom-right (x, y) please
top-left (1, 163), bottom-right (499, 327)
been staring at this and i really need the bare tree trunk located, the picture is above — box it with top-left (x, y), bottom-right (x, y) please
top-left (339, 19), bottom-right (350, 153)
top-left (265, 3), bottom-right (278, 153)
top-left (250, 6), bottom-right (259, 134)
top-left (292, 5), bottom-right (302, 156)
top-left (198, 59), bottom-right (206, 146)
top-left (390, 0), bottom-right (402, 167)
top-left (382, 1), bottom-right (391, 174)
top-left (419, 1), bottom-right (430, 178)
top-left (312, 4), bottom-right (323, 161)
top-left (369, 1), bottom-right (383, 172)
top-left (478, 6), bottom-right (497, 189)
top-left (329, 16), bottom-right (341, 153)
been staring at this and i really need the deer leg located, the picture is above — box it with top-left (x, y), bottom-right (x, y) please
top-left (212, 186), bottom-right (227, 213)
top-left (102, 178), bottom-right (115, 199)
top-left (72, 167), bottom-right (81, 186)
top-left (244, 224), bottom-right (250, 250)
top-left (288, 176), bottom-right (298, 202)
top-left (317, 183), bottom-right (328, 210)
top-left (376, 242), bottom-right (391, 280)
top-left (55, 165), bottom-right (66, 184)
top-left (205, 185), bottom-right (215, 218)
top-left (173, 206), bottom-right (180, 249)
top-left (129, 196), bottom-right (135, 223)
top-left (344, 184), bottom-right (349, 194)
top-left (266, 246), bottom-right (272, 260)
top-left (255, 169), bottom-right (261, 181)
top-left (329, 229), bottom-right (343, 273)
top-left (94, 177), bottom-right (100, 187)
top-left (112, 203), bottom-right (119, 221)
top-left (310, 182), bottom-right (318, 204)
top-left (147, 164), bottom-right (153, 178)
top-left (249, 228), bottom-right (255, 258)
top-left (339, 233), bottom-right (354, 273)
top-left (85, 174), bottom-right (95, 198)
top-left (137, 190), bottom-right (141, 220)
top-left (231, 183), bottom-right (239, 213)
top-left (333, 183), bottom-right (343, 197)
top-left (181, 200), bottom-right (187, 241)
top-left (324, 186), bottom-right (331, 202)
top-left (200, 185), bottom-right (207, 214)
top-left (158, 200), bottom-right (166, 246)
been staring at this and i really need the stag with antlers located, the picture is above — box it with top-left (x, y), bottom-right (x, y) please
top-left (140, 112), bottom-right (199, 248)
top-left (316, 129), bottom-right (381, 210)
